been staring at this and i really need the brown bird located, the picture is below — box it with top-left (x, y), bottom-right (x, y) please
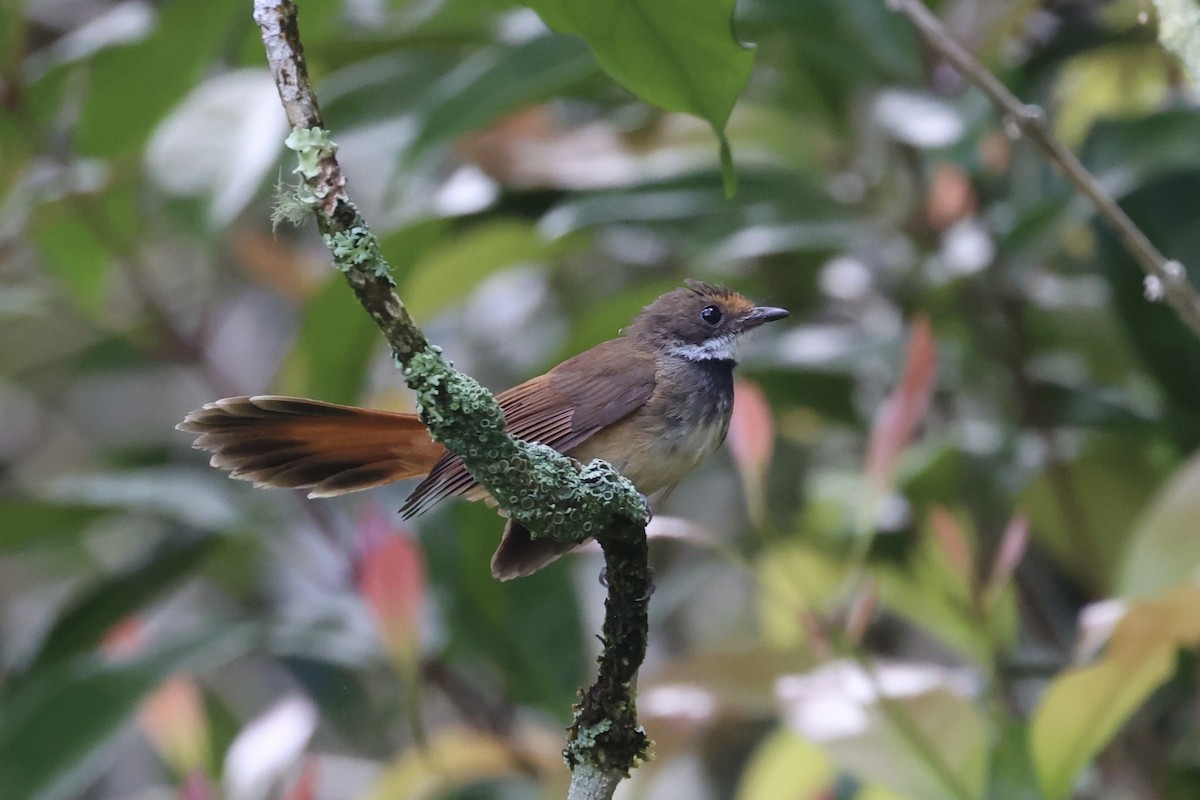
top-left (178, 281), bottom-right (788, 579)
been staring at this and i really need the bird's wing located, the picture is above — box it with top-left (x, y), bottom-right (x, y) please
top-left (400, 339), bottom-right (657, 517)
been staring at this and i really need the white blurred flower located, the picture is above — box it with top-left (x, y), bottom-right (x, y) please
top-left (776, 660), bottom-right (976, 741)
top-left (940, 218), bottom-right (995, 276)
top-left (1077, 598), bottom-right (1129, 662)
top-left (873, 90), bottom-right (965, 149)
top-left (223, 695), bottom-right (319, 800)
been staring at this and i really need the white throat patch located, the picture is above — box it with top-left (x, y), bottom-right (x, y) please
top-left (667, 335), bottom-right (738, 362)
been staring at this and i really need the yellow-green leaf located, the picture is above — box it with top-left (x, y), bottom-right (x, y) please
top-left (1031, 585), bottom-right (1200, 799)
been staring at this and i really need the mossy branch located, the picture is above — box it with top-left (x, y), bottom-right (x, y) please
top-left (252, 1), bottom-right (651, 793)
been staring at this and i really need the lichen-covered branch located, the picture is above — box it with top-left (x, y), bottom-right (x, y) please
top-left (252, 0), bottom-right (651, 791)
top-left (890, 0), bottom-right (1200, 341)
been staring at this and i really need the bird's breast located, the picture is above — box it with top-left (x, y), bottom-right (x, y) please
top-left (567, 357), bottom-right (735, 495)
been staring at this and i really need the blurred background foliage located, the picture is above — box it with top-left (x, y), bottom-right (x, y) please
top-left (3, 0), bottom-right (1200, 798)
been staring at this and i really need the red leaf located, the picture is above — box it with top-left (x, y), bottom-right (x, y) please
top-left (356, 506), bottom-right (426, 657)
top-left (865, 314), bottom-right (937, 495)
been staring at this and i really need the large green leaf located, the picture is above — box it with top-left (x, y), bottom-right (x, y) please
top-left (524, 0), bottom-right (753, 131)
top-left (523, 0), bottom-right (755, 186)
top-left (0, 626), bottom-right (256, 800)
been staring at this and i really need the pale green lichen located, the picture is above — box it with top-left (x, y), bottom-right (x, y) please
top-left (322, 227), bottom-right (393, 281)
top-left (284, 126), bottom-right (336, 179)
top-left (564, 719), bottom-right (613, 765)
top-left (271, 175), bottom-right (314, 230)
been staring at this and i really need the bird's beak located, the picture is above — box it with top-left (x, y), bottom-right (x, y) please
top-left (742, 305), bottom-right (790, 330)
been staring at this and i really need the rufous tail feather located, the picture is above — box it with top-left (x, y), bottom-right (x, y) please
top-left (177, 396), bottom-right (443, 497)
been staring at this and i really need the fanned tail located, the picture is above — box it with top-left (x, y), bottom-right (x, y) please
top-left (177, 396), bottom-right (443, 497)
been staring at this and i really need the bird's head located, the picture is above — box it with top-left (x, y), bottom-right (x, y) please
top-left (626, 280), bottom-right (789, 362)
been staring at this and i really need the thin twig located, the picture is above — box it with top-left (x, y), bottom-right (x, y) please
top-left (890, 0), bottom-right (1200, 339)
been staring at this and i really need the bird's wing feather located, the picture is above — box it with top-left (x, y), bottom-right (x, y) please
top-left (400, 339), bottom-right (657, 517)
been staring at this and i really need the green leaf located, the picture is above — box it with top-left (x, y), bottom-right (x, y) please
top-left (76, 0), bottom-right (244, 156)
top-left (1119, 451), bottom-right (1200, 597)
top-left (1018, 435), bottom-right (1169, 592)
top-left (277, 276), bottom-right (381, 405)
top-left (408, 35), bottom-right (595, 162)
top-left (25, 537), bottom-right (219, 672)
top-left (1031, 585), bottom-right (1200, 799)
top-left (0, 501), bottom-right (108, 551)
top-left (1084, 110), bottom-right (1200, 196)
top-left (522, 0), bottom-right (755, 134)
top-left (737, 727), bottom-right (834, 800)
top-left (423, 503), bottom-right (585, 714)
top-left (34, 213), bottom-right (110, 319)
top-left (401, 219), bottom-right (569, 320)
top-left (0, 626), bottom-right (255, 800)
top-left (1093, 172), bottom-right (1200, 448)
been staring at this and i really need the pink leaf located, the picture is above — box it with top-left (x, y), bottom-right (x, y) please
top-left (986, 512), bottom-right (1029, 599)
top-left (282, 757), bottom-right (319, 800)
top-left (865, 314), bottom-right (937, 495)
top-left (729, 379), bottom-right (775, 478)
top-left (140, 675), bottom-right (211, 776)
top-left (844, 580), bottom-right (880, 645)
top-left (181, 770), bottom-right (215, 800)
top-left (928, 506), bottom-right (975, 587)
top-left (356, 505), bottom-right (426, 658)
top-left (728, 379), bottom-right (776, 523)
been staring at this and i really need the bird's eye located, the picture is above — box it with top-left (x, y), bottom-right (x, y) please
top-left (700, 305), bottom-right (723, 325)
